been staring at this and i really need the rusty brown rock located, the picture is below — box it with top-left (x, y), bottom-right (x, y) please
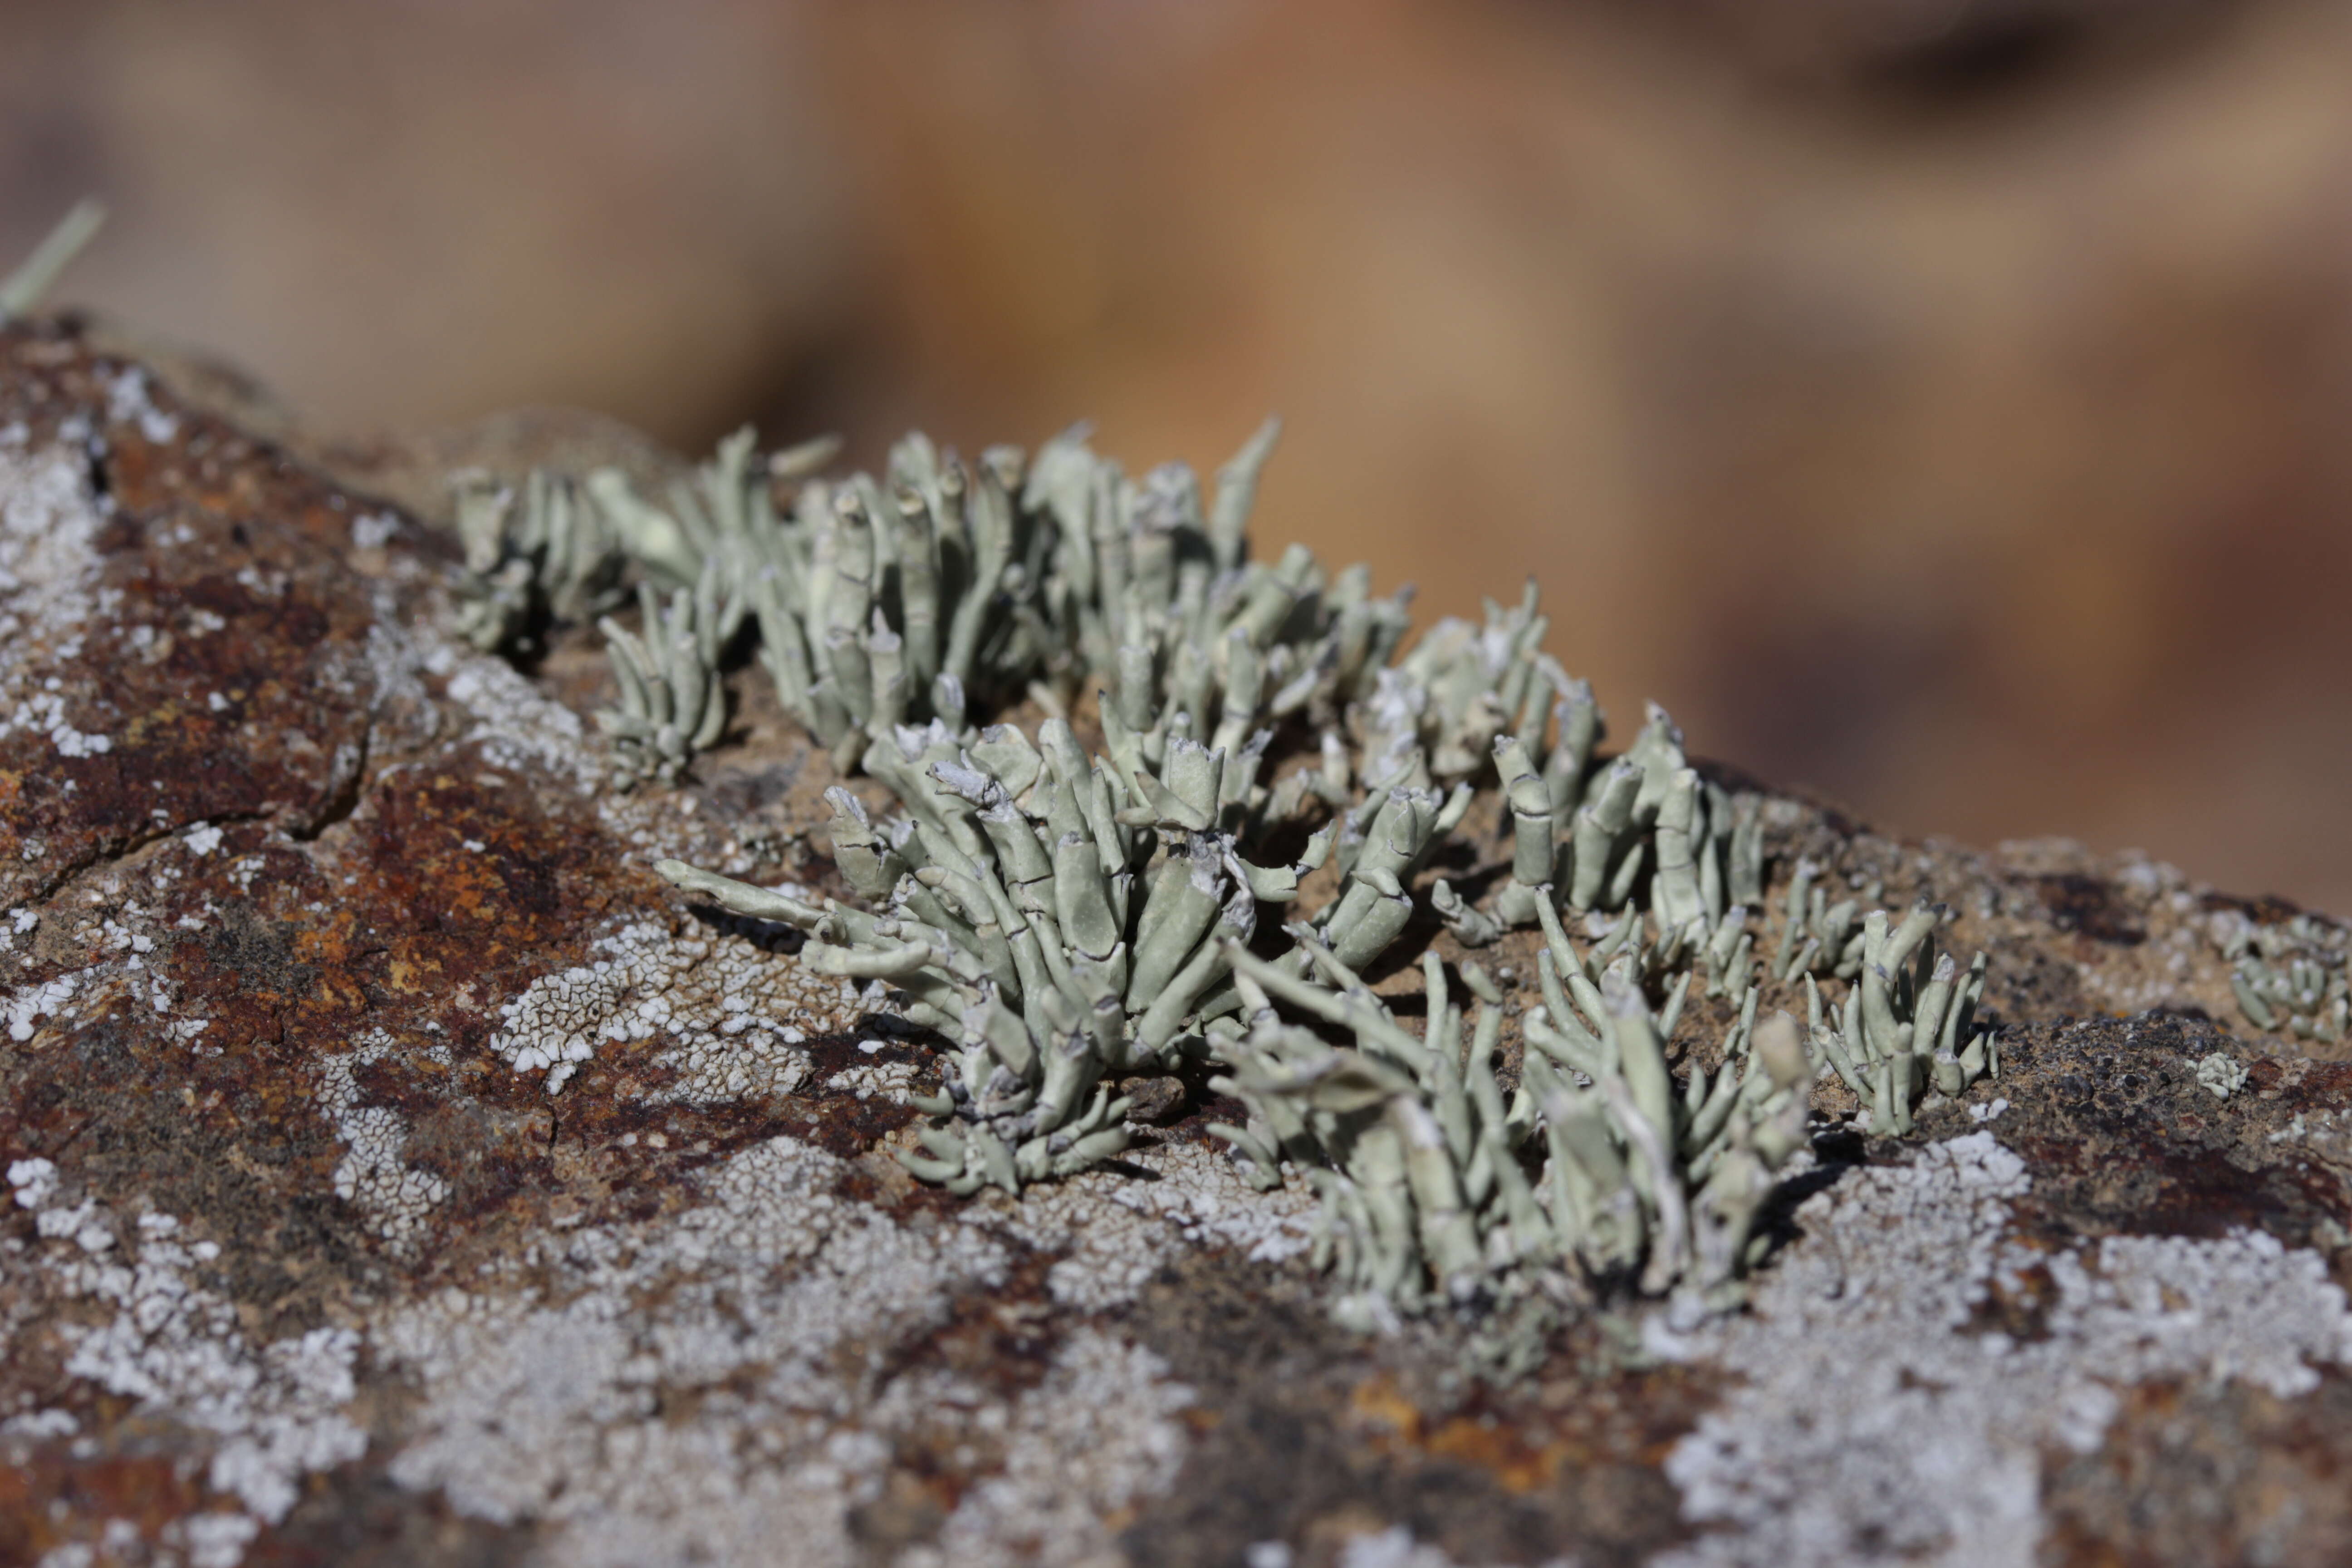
top-left (1, 318), bottom-right (2350, 1568)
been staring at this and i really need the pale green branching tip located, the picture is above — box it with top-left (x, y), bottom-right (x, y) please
top-left (0, 200), bottom-right (106, 320)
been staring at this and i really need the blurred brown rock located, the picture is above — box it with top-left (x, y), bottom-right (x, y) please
top-left (3, 0), bottom-right (2349, 915)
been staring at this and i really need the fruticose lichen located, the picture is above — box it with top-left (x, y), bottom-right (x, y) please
top-left (593, 568), bottom-right (743, 788)
top-left (654, 711), bottom-right (1357, 1192)
top-left (2195, 1049), bottom-right (2249, 1100)
top-left (0, 201), bottom-right (105, 322)
top-left (468, 414), bottom-right (2008, 1319)
top-left (2211, 907), bottom-right (2347, 1043)
top-left (1435, 700), bottom-right (1764, 946)
top-left (1210, 938), bottom-right (1811, 1317)
top-left (1796, 902), bottom-right (1996, 1134)
top-left (1764, 855), bottom-right (1871, 982)
top-left (448, 467), bottom-right (632, 654)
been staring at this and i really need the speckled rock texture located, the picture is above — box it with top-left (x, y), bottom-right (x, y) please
top-left (2, 317), bottom-right (2350, 1568)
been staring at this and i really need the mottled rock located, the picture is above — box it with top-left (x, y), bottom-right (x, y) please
top-left (2, 317), bottom-right (2349, 1568)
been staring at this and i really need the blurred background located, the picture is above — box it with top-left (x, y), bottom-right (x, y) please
top-left (5, 0), bottom-right (2350, 908)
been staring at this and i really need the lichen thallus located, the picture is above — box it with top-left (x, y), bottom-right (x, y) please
top-left (461, 416), bottom-right (2001, 1313)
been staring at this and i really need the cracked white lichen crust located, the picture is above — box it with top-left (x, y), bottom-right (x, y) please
top-left (423, 636), bottom-right (604, 794)
top-left (1650, 1131), bottom-right (2352, 1568)
top-left (6, 1160), bottom-right (368, 1536)
top-left (318, 1029), bottom-right (452, 1252)
top-left (485, 917), bottom-right (858, 1095)
top-left (0, 441), bottom-right (115, 759)
top-left (991, 1138), bottom-right (1318, 1312)
top-left (377, 1135), bottom-right (1198, 1568)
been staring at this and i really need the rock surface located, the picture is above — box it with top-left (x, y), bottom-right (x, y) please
top-left (1, 318), bottom-right (2349, 1568)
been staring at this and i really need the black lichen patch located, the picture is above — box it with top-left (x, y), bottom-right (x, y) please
top-left (256, 1462), bottom-right (534, 1568)
top-left (1968, 1015), bottom-right (2352, 1250)
top-left (2035, 872), bottom-right (2148, 946)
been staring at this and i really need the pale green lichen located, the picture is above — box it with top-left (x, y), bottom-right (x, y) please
top-left (1349, 582), bottom-right (1565, 788)
top-left (1797, 902), bottom-right (1996, 1134)
top-left (465, 417), bottom-right (1412, 791)
top-left (650, 685), bottom-right (1825, 1311)
top-left (1210, 932), bottom-right (1810, 1315)
top-left (448, 468), bottom-right (631, 653)
top-left (2214, 910), bottom-right (2347, 1044)
top-left (2196, 1050), bottom-right (2249, 1101)
top-left (1434, 701), bottom-right (1764, 963)
top-left (665, 428), bottom-right (1045, 765)
top-left (1764, 856), bottom-right (1870, 983)
top-left (601, 415), bottom-right (2010, 1323)
top-left (593, 566), bottom-right (743, 789)
top-left (652, 710), bottom-right (1360, 1192)
top-left (0, 200), bottom-right (105, 320)
top-left (1026, 417), bottom-right (1416, 753)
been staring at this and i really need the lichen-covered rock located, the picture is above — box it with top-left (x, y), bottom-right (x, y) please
top-left (3, 316), bottom-right (2352, 1568)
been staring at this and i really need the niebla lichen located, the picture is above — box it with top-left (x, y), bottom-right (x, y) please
top-left (437, 407), bottom-right (2020, 1319)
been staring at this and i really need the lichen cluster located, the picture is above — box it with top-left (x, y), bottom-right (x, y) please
top-left (1764, 856), bottom-right (1874, 982)
top-left (1795, 903), bottom-right (1996, 1134)
top-left (1211, 929), bottom-right (1812, 1320)
top-left (456, 417), bottom-right (1428, 793)
top-left (1437, 701), bottom-right (1764, 942)
top-left (657, 710), bottom-right (1343, 1191)
top-left (2213, 908), bottom-right (2347, 1044)
top-left (449, 467), bottom-right (632, 656)
top-left (462, 415), bottom-right (2006, 1317)
top-left (2196, 1049), bottom-right (2250, 1100)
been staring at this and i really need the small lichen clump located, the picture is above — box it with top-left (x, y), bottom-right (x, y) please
top-left (1796, 902), bottom-right (1996, 1134)
top-left (657, 710), bottom-right (1345, 1191)
top-left (449, 467), bottom-right (632, 655)
top-left (1436, 701), bottom-right (1764, 946)
top-left (592, 568), bottom-right (743, 788)
top-left (2212, 908), bottom-right (2347, 1044)
top-left (1210, 932), bottom-right (1812, 1318)
top-left (2196, 1050), bottom-right (2249, 1100)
